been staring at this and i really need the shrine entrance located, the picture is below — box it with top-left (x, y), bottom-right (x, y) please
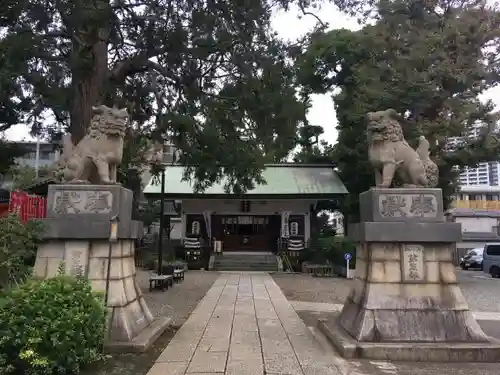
top-left (213, 215), bottom-right (277, 252)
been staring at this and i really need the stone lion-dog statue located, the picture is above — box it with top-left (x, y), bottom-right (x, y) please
top-left (52, 105), bottom-right (128, 184)
top-left (366, 108), bottom-right (439, 188)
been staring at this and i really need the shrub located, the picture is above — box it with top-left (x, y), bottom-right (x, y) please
top-left (0, 275), bottom-right (107, 375)
top-left (303, 236), bottom-right (357, 268)
top-left (319, 236), bottom-right (356, 268)
top-left (0, 214), bottom-right (44, 289)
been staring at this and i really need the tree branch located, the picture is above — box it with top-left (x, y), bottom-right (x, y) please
top-left (298, 4), bottom-right (328, 29)
top-left (109, 54), bottom-right (180, 87)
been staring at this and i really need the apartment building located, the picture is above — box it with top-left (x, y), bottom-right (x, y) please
top-left (14, 141), bottom-right (59, 169)
top-left (456, 162), bottom-right (500, 186)
top-left (447, 123), bottom-right (500, 186)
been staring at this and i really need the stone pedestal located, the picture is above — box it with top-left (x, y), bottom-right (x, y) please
top-left (319, 188), bottom-right (500, 362)
top-left (34, 185), bottom-right (170, 352)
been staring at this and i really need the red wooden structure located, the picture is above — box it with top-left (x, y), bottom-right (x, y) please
top-left (8, 190), bottom-right (47, 222)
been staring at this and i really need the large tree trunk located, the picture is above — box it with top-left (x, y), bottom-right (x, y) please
top-left (70, 33), bottom-right (109, 144)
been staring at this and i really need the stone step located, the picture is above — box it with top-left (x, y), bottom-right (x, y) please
top-left (213, 253), bottom-right (279, 271)
top-left (215, 265), bottom-right (278, 271)
top-left (214, 260), bottom-right (277, 265)
top-left (215, 264), bottom-right (278, 269)
top-left (216, 259), bottom-right (277, 263)
top-left (215, 259), bottom-right (277, 262)
top-left (217, 255), bottom-right (276, 260)
top-left (215, 262), bottom-right (278, 267)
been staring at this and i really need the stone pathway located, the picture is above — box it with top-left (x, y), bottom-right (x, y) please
top-left (146, 272), bottom-right (342, 375)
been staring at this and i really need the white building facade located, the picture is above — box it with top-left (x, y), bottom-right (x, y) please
top-left (448, 186), bottom-right (500, 253)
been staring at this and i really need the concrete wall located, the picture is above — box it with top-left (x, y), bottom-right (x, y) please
top-left (455, 217), bottom-right (497, 233)
top-left (456, 241), bottom-right (486, 250)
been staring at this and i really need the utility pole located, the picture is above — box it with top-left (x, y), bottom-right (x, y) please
top-left (35, 137), bottom-right (40, 178)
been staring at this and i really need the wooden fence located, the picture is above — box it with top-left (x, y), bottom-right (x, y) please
top-left (8, 190), bottom-right (47, 222)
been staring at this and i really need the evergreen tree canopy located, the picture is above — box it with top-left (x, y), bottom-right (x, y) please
top-left (297, 0), bottom-right (500, 221)
top-left (0, 0), bottom-right (326, 193)
top-left (0, 141), bottom-right (28, 178)
top-left (8, 165), bottom-right (50, 190)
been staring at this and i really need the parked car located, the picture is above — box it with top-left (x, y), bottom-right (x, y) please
top-left (482, 243), bottom-right (500, 278)
top-left (460, 247), bottom-right (484, 270)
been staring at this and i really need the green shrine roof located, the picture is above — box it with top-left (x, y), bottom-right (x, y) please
top-left (143, 164), bottom-right (348, 198)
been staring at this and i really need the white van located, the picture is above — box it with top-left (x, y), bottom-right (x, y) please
top-left (482, 243), bottom-right (500, 278)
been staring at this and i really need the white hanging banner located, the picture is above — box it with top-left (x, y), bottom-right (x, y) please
top-left (203, 211), bottom-right (212, 239)
top-left (281, 211), bottom-right (291, 238)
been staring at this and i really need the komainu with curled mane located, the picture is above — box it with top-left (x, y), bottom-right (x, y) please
top-left (52, 105), bottom-right (128, 184)
top-left (366, 108), bottom-right (439, 188)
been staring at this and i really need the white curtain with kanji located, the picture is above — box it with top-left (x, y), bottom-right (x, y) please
top-left (281, 211), bottom-right (291, 238)
top-left (203, 211), bottom-right (212, 240)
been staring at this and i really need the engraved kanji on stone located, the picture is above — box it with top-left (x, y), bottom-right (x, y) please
top-left (380, 195), bottom-right (407, 217)
top-left (84, 191), bottom-right (112, 213)
top-left (403, 244), bottom-right (424, 281)
top-left (53, 191), bottom-right (82, 214)
top-left (407, 253), bottom-right (420, 279)
top-left (410, 194), bottom-right (436, 217)
top-left (70, 250), bottom-right (83, 277)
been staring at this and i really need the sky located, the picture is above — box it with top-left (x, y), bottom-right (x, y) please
top-left (4, 2), bottom-right (500, 144)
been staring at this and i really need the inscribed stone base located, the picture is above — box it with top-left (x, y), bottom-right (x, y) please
top-left (326, 187), bottom-right (499, 361)
top-left (337, 242), bottom-right (491, 343)
top-left (338, 243), bottom-right (489, 342)
top-left (33, 185), bottom-right (168, 351)
top-left (34, 239), bottom-right (156, 343)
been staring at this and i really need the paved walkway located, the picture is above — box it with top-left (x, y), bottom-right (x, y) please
top-left (146, 273), bottom-right (342, 375)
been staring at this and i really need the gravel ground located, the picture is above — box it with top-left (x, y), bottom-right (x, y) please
top-left (272, 268), bottom-right (500, 312)
top-left (453, 269), bottom-right (500, 312)
top-left (82, 269), bottom-right (220, 375)
top-left (272, 273), bottom-right (351, 305)
top-left (137, 269), bottom-right (220, 326)
top-left (274, 270), bottom-right (500, 375)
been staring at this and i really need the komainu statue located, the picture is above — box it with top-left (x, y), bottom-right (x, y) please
top-left (366, 108), bottom-right (439, 188)
top-left (52, 105), bottom-right (128, 184)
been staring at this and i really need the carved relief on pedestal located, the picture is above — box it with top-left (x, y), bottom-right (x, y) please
top-left (63, 242), bottom-right (90, 277)
top-left (52, 190), bottom-right (113, 215)
top-left (402, 244), bottom-right (425, 282)
top-left (69, 249), bottom-right (83, 276)
top-left (378, 193), bottom-right (438, 219)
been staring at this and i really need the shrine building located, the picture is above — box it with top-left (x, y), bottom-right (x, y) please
top-left (143, 164), bottom-right (348, 256)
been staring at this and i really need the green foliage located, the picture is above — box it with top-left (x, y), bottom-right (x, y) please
top-left (297, 0), bottom-right (500, 222)
top-left (304, 236), bottom-right (356, 268)
top-left (138, 200), bottom-right (162, 229)
top-left (293, 133), bottom-right (340, 236)
top-left (8, 166), bottom-right (50, 190)
top-left (0, 276), bottom-right (107, 375)
top-left (0, 141), bottom-right (27, 176)
top-left (293, 139), bottom-right (336, 164)
top-left (117, 131), bottom-right (160, 218)
top-left (0, 0), bottom-right (327, 194)
top-left (0, 215), bottom-right (44, 290)
top-left (317, 212), bottom-right (337, 236)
